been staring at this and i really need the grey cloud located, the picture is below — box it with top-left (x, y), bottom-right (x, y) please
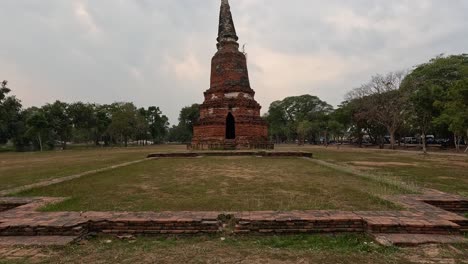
top-left (1, 0), bottom-right (467, 123)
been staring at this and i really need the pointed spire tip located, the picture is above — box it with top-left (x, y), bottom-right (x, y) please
top-left (217, 0), bottom-right (238, 45)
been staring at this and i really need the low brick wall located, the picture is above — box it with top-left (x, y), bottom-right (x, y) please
top-left (147, 151), bottom-right (313, 159)
top-left (423, 200), bottom-right (468, 214)
top-left (365, 223), bottom-right (460, 235)
top-left (235, 219), bottom-right (365, 234)
top-left (89, 220), bottom-right (219, 235)
top-left (0, 225), bottom-right (86, 237)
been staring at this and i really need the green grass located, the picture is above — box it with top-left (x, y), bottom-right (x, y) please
top-left (18, 157), bottom-right (405, 212)
top-left (0, 145), bottom-right (186, 191)
top-left (277, 145), bottom-right (468, 196)
top-left (0, 234), bottom-right (409, 264)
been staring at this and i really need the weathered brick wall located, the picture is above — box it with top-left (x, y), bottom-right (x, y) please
top-left (192, 29), bottom-right (269, 149)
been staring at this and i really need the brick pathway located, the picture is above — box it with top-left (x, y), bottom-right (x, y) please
top-left (0, 190), bottom-right (466, 246)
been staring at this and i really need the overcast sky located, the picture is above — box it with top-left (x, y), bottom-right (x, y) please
top-left (1, 0), bottom-right (467, 124)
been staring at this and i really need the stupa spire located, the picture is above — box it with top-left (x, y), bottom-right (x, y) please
top-left (217, 0), bottom-right (238, 46)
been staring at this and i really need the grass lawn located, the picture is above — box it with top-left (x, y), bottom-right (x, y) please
top-left (0, 145), bottom-right (186, 191)
top-left (0, 234), bottom-right (405, 264)
top-left (18, 157), bottom-right (404, 212)
top-left (277, 145), bottom-right (468, 196)
top-left (2, 234), bottom-right (467, 264)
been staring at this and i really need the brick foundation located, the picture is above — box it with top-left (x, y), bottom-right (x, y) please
top-left (147, 151), bottom-right (313, 158)
top-left (0, 192), bottom-right (466, 240)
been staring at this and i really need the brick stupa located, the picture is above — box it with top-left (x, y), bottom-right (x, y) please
top-left (192, 0), bottom-right (270, 150)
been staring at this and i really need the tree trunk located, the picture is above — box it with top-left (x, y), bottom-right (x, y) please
top-left (454, 134), bottom-right (460, 152)
top-left (37, 134), bottom-right (43, 152)
top-left (421, 132), bottom-right (427, 154)
top-left (62, 140), bottom-right (67, 150)
top-left (465, 129), bottom-right (468, 153)
top-left (389, 130), bottom-right (396, 150)
top-left (324, 130), bottom-right (329, 147)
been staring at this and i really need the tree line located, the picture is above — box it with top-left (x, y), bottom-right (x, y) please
top-left (1, 54), bottom-right (467, 152)
top-left (265, 54), bottom-right (468, 152)
top-left (0, 83), bottom-right (170, 151)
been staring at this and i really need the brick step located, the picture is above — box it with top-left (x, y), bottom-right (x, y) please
top-left (363, 215), bottom-right (462, 235)
top-left (101, 229), bottom-right (218, 235)
top-left (89, 221), bottom-right (219, 233)
top-left (453, 220), bottom-right (468, 232)
top-left (0, 236), bottom-right (79, 246)
top-left (235, 219), bottom-right (366, 234)
top-left (424, 200), bottom-right (468, 214)
top-left (0, 225), bottom-right (86, 237)
top-left (373, 233), bottom-right (468, 247)
top-left (366, 223), bottom-right (460, 235)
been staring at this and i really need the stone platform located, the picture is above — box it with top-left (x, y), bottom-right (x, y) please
top-left (0, 190), bottom-right (466, 246)
top-left (147, 151), bottom-right (313, 159)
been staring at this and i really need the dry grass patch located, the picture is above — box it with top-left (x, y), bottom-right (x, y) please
top-left (0, 145), bottom-right (186, 191)
top-left (18, 157), bottom-right (405, 212)
top-left (0, 235), bottom-right (409, 264)
top-left (276, 145), bottom-right (468, 196)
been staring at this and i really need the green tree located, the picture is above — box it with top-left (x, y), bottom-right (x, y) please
top-left (26, 110), bottom-right (49, 151)
top-left (265, 95), bottom-right (333, 144)
top-left (107, 102), bottom-right (140, 147)
top-left (0, 80), bottom-right (22, 144)
top-left (68, 102), bottom-right (97, 143)
top-left (145, 106), bottom-right (169, 144)
top-left (347, 72), bottom-right (407, 149)
top-left (434, 79), bottom-right (468, 152)
top-left (42, 101), bottom-right (72, 149)
top-left (296, 120), bottom-right (312, 145)
top-left (94, 105), bottom-right (113, 146)
top-left (402, 54), bottom-right (468, 152)
top-left (168, 104), bottom-right (200, 143)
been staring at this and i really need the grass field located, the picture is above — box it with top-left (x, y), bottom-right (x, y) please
top-left (18, 156), bottom-right (403, 211)
top-left (2, 234), bottom-right (467, 264)
top-left (0, 145), bottom-right (186, 191)
top-left (278, 145), bottom-right (468, 196)
top-left (1, 145), bottom-right (467, 263)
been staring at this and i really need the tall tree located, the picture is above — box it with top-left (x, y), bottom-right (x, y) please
top-left (265, 95), bottom-right (333, 144)
top-left (26, 110), bottom-right (49, 151)
top-left (68, 102), bottom-right (97, 143)
top-left (0, 80), bottom-right (22, 144)
top-left (107, 102), bottom-right (140, 147)
top-left (168, 104), bottom-right (200, 143)
top-left (402, 54), bottom-right (468, 152)
top-left (145, 106), bottom-right (169, 144)
top-left (347, 72), bottom-right (407, 149)
top-left (42, 101), bottom-right (72, 149)
top-left (433, 79), bottom-right (468, 152)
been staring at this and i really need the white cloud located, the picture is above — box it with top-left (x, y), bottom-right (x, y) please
top-left (74, 0), bottom-right (99, 34)
top-left (165, 53), bottom-right (207, 82)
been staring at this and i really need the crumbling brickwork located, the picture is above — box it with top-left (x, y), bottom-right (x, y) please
top-left (192, 0), bottom-right (269, 150)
